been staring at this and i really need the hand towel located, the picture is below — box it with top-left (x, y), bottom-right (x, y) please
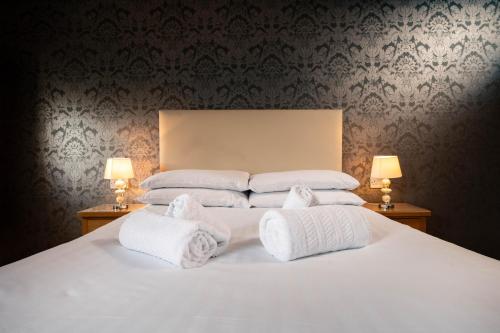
top-left (119, 210), bottom-right (223, 268)
top-left (166, 194), bottom-right (231, 256)
top-left (259, 205), bottom-right (370, 261)
top-left (282, 185), bottom-right (319, 209)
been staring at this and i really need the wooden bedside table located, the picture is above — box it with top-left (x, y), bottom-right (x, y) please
top-left (77, 204), bottom-right (146, 235)
top-left (363, 203), bottom-right (431, 232)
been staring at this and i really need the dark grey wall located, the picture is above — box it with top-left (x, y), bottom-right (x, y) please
top-left (2, 0), bottom-right (500, 265)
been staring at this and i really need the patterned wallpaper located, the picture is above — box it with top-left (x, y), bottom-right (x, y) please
top-left (2, 0), bottom-right (500, 264)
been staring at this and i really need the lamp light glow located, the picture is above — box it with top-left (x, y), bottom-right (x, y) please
top-left (104, 158), bottom-right (135, 180)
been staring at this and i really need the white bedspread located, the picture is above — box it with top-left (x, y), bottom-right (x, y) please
top-left (1, 206), bottom-right (499, 333)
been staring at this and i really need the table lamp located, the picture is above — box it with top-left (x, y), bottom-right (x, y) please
top-left (104, 157), bottom-right (135, 210)
top-left (370, 155), bottom-right (402, 210)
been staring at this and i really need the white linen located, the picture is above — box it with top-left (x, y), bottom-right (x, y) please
top-left (166, 194), bottom-right (231, 255)
top-left (282, 185), bottom-right (318, 209)
top-left (139, 187), bottom-right (250, 208)
top-left (119, 210), bottom-right (225, 268)
top-left (250, 189), bottom-right (366, 208)
top-left (249, 170), bottom-right (360, 193)
top-left (1, 206), bottom-right (500, 333)
top-left (140, 169), bottom-right (250, 191)
top-left (260, 205), bottom-right (370, 261)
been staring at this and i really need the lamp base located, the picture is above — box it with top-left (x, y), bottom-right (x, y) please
top-left (113, 204), bottom-right (128, 211)
top-left (379, 203), bottom-right (395, 210)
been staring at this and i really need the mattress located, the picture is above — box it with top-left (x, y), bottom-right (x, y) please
top-left (1, 205), bottom-right (499, 333)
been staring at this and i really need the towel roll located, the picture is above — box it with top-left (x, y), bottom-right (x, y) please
top-left (282, 185), bottom-right (319, 209)
top-left (119, 210), bottom-right (221, 268)
top-left (166, 194), bottom-right (231, 256)
top-left (259, 205), bottom-right (370, 261)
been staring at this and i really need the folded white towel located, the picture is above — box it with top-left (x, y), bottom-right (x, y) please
top-left (259, 205), bottom-right (370, 261)
top-left (119, 210), bottom-right (224, 268)
top-left (282, 185), bottom-right (319, 209)
top-left (166, 194), bottom-right (231, 256)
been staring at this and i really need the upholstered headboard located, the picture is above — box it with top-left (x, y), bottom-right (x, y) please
top-left (159, 109), bottom-right (342, 174)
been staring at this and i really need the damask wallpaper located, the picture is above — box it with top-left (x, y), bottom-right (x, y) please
top-left (2, 0), bottom-right (500, 265)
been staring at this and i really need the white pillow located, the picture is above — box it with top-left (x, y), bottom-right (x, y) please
top-left (138, 188), bottom-right (250, 208)
top-left (249, 190), bottom-right (366, 208)
top-left (140, 169), bottom-right (249, 191)
top-left (249, 170), bottom-right (360, 193)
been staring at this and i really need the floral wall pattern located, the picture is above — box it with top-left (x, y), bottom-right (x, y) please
top-left (2, 0), bottom-right (500, 264)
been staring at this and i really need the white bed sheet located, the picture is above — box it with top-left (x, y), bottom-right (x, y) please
top-left (1, 206), bottom-right (499, 333)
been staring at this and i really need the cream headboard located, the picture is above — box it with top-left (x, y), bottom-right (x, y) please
top-left (159, 109), bottom-right (342, 174)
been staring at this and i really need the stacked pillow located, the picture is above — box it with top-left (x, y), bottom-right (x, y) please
top-left (249, 170), bottom-right (365, 208)
top-left (139, 169), bottom-right (250, 208)
top-left (139, 169), bottom-right (365, 209)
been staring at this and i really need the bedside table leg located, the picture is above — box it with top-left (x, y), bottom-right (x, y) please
top-left (81, 220), bottom-right (88, 235)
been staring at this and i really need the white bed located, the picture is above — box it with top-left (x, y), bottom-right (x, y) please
top-left (1, 206), bottom-right (499, 332)
top-left (2, 109), bottom-right (499, 332)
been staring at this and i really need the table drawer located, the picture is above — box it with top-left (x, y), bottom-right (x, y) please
top-left (81, 218), bottom-right (115, 235)
top-left (393, 217), bottom-right (427, 232)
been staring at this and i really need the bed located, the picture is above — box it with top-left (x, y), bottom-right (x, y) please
top-left (1, 110), bottom-right (499, 332)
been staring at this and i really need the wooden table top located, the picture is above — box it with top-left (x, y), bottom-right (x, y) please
top-left (77, 204), bottom-right (147, 218)
top-left (363, 203), bottom-right (431, 217)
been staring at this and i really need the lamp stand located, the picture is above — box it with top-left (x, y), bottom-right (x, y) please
top-left (113, 179), bottom-right (128, 210)
top-left (379, 178), bottom-right (394, 210)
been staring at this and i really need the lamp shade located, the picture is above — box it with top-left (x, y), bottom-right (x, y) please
top-left (104, 158), bottom-right (135, 180)
top-left (370, 155), bottom-right (402, 179)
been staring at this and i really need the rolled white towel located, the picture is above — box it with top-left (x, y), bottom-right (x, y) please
top-left (119, 210), bottom-right (223, 268)
top-left (259, 205), bottom-right (370, 261)
top-left (282, 185), bottom-right (319, 209)
top-left (166, 194), bottom-right (231, 256)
